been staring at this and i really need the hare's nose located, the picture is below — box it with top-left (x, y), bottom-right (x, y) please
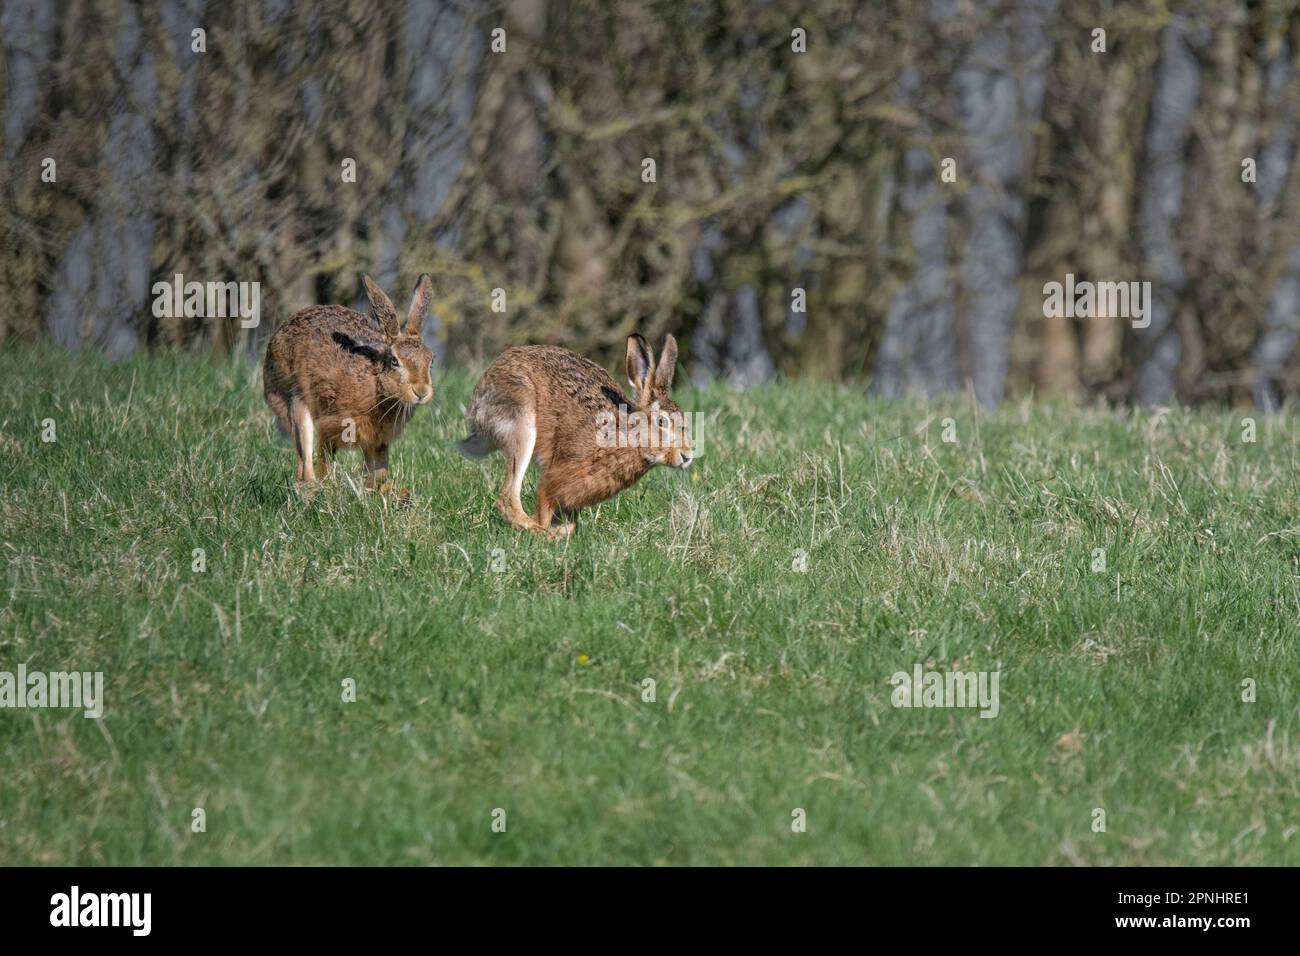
top-left (416, 387), bottom-right (433, 404)
top-left (680, 453), bottom-right (693, 468)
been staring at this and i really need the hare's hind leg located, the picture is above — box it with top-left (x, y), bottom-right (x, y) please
top-left (266, 389), bottom-right (302, 482)
top-left (266, 389), bottom-right (292, 440)
top-left (496, 418), bottom-right (545, 533)
top-left (290, 399), bottom-right (316, 483)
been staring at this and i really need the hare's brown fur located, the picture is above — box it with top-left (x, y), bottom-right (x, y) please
top-left (263, 275), bottom-right (434, 492)
top-left (461, 334), bottom-right (691, 536)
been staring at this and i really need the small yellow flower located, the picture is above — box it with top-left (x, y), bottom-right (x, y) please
top-left (577, 654), bottom-right (589, 664)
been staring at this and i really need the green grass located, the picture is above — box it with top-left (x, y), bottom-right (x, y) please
top-left (1, 342), bottom-right (1297, 865)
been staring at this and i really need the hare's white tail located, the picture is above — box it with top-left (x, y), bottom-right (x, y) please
top-left (456, 432), bottom-right (494, 458)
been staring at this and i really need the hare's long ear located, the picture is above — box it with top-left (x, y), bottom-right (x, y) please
top-left (626, 333), bottom-right (655, 399)
top-left (362, 275), bottom-right (400, 341)
top-left (405, 273), bottom-right (433, 338)
top-left (653, 334), bottom-right (677, 392)
top-left (332, 331), bottom-right (398, 369)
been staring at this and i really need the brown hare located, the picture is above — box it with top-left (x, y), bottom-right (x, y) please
top-left (263, 274), bottom-right (434, 495)
top-left (458, 333), bottom-right (692, 536)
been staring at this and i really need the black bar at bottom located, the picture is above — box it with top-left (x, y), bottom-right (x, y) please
top-left (0, 866), bottom-right (1277, 943)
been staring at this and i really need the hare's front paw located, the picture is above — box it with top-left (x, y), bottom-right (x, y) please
top-left (549, 521), bottom-right (576, 540)
top-left (377, 479), bottom-right (413, 504)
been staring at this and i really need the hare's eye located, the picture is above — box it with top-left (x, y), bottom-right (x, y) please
top-left (656, 414), bottom-right (671, 429)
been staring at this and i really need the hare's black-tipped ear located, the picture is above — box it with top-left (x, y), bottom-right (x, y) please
top-left (332, 331), bottom-right (398, 370)
top-left (653, 334), bottom-right (678, 392)
top-left (626, 333), bottom-right (655, 398)
top-left (405, 274), bottom-right (433, 338)
top-left (362, 275), bottom-right (400, 340)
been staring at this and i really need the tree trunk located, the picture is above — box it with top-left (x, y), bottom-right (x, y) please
top-left (47, 3), bottom-right (157, 360)
top-left (1132, 12), bottom-right (1203, 405)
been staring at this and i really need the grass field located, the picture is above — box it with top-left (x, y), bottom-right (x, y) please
top-left (1, 343), bottom-right (1297, 865)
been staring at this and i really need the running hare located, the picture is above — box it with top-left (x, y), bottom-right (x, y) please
top-left (458, 334), bottom-right (692, 536)
top-left (264, 274), bottom-right (434, 494)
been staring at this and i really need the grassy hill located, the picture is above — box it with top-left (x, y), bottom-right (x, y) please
top-left (1, 344), bottom-right (1296, 864)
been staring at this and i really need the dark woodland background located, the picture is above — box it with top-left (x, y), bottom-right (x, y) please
top-left (3, 0), bottom-right (1299, 409)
